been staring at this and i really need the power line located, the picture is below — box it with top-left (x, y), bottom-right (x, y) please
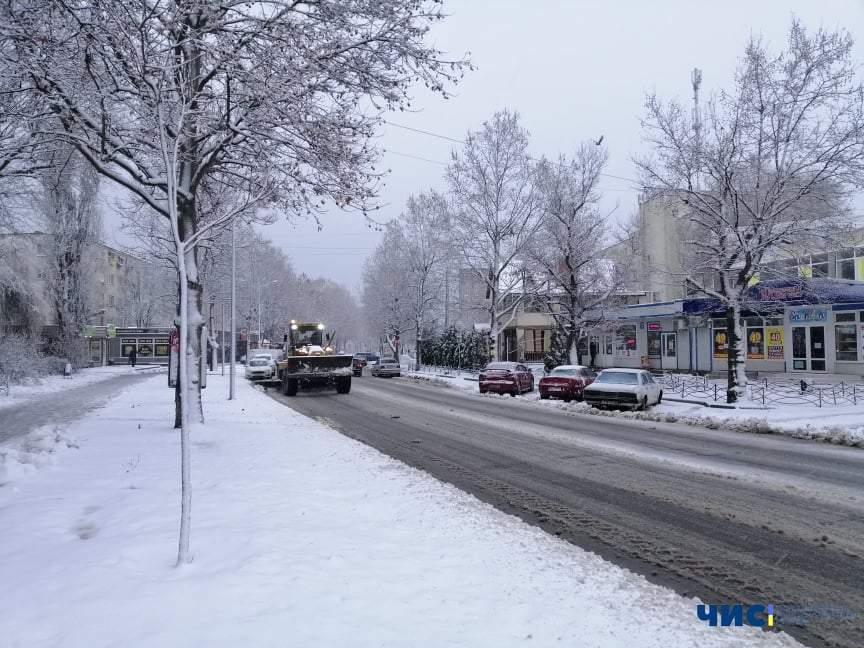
top-left (383, 149), bottom-right (448, 166)
top-left (384, 120), bottom-right (465, 144)
top-left (383, 119), bottom-right (640, 184)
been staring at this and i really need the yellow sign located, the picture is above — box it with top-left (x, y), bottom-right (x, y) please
top-left (713, 330), bottom-right (728, 358)
top-left (766, 327), bottom-right (784, 360)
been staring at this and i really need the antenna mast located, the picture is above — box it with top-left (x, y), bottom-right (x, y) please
top-left (691, 68), bottom-right (703, 190)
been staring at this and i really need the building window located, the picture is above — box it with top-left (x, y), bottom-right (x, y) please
top-left (810, 253), bottom-right (829, 278)
top-left (835, 312), bottom-right (859, 362)
top-left (108, 295), bottom-right (115, 306)
top-left (109, 274), bottom-right (114, 285)
top-left (836, 247), bottom-right (864, 280)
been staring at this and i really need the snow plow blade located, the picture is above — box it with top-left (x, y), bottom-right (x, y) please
top-left (281, 354), bottom-right (353, 375)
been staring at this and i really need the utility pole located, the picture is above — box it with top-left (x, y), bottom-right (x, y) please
top-left (229, 219), bottom-right (236, 400)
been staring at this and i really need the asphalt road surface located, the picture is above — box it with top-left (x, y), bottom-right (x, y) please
top-left (269, 373), bottom-right (864, 648)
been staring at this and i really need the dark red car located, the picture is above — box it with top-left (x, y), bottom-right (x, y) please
top-left (478, 361), bottom-right (534, 397)
top-left (539, 365), bottom-right (597, 402)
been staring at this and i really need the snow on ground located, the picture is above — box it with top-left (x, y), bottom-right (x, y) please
top-left (0, 364), bottom-right (840, 647)
top-left (0, 364), bottom-right (162, 410)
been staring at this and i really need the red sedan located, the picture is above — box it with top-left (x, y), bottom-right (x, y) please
top-left (478, 361), bottom-right (534, 397)
top-left (539, 365), bottom-right (597, 402)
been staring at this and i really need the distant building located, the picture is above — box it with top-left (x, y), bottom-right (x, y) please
top-left (0, 232), bottom-right (175, 363)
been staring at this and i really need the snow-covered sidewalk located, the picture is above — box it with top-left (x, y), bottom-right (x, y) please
top-left (0, 368), bottom-right (804, 647)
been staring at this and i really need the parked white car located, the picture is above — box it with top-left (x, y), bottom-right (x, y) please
top-left (582, 368), bottom-right (663, 411)
top-left (245, 357), bottom-right (274, 381)
top-left (251, 353), bottom-right (278, 373)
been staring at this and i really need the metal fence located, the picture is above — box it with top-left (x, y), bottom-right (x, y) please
top-left (656, 373), bottom-right (864, 407)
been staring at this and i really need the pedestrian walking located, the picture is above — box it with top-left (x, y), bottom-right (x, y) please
top-left (129, 347), bottom-right (137, 368)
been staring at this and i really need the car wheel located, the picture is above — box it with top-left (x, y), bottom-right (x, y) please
top-left (540, 393), bottom-right (549, 400)
top-left (638, 396), bottom-right (648, 411)
top-left (510, 389), bottom-right (517, 397)
top-left (562, 396), bottom-right (572, 403)
top-left (657, 390), bottom-right (663, 405)
top-left (479, 388), bottom-right (487, 394)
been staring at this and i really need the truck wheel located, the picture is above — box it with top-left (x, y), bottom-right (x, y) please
top-left (335, 377), bottom-right (351, 394)
top-left (283, 378), bottom-right (298, 396)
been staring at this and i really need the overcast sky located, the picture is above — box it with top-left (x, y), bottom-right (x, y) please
top-left (257, 0), bottom-right (864, 294)
top-left (96, 1), bottom-right (862, 293)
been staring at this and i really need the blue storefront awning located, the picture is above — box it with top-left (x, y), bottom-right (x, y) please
top-left (683, 278), bottom-right (864, 316)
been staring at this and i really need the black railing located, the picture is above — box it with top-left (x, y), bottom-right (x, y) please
top-left (656, 373), bottom-right (864, 407)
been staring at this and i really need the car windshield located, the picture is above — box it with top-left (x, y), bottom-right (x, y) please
top-left (549, 368), bottom-right (577, 377)
top-left (249, 359), bottom-right (269, 367)
top-left (595, 372), bottom-right (638, 385)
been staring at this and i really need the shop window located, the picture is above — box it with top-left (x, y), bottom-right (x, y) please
top-left (746, 325), bottom-right (765, 359)
top-left (615, 325), bottom-right (637, 357)
top-left (835, 312), bottom-right (859, 362)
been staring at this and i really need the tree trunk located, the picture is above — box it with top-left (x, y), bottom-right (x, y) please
top-left (175, 198), bottom-right (204, 566)
top-left (725, 304), bottom-right (744, 403)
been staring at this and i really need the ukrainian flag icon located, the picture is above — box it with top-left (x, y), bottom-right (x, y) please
top-left (768, 604), bottom-right (774, 627)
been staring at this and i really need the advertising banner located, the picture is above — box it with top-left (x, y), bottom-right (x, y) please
top-left (766, 327), bottom-right (784, 360)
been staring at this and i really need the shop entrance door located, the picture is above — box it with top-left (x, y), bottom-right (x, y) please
top-left (661, 332), bottom-right (677, 369)
top-left (791, 325), bottom-right (826, 371)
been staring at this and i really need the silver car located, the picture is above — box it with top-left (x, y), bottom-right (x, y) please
top-left (370, 357), bottom-right (401, 378)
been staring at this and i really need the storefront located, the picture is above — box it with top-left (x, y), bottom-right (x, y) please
top-left (84, 326), bottom-right (174, 366)
top-left (590, 279), bottom-right (864, 376)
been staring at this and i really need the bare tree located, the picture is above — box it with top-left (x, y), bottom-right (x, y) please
top-left (37, 149), bottom-right (102, 367)
top-left (383, 190), bottom-right (450, 366)
top-left (635, 20), bottom-right (864, 402)
top-left (446, 110), bottom-right (542, 361)
top-left (529, 144), bottom-right (619, 367)
top-left (0, 0), bottom-right (468, 565)
top-left (361, 248), bottom-right (415, 354)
